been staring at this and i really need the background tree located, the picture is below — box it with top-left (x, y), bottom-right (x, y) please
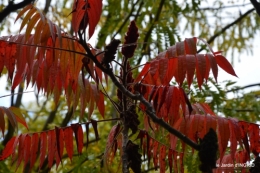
top-left (0, 0), bottom-right (260, 173)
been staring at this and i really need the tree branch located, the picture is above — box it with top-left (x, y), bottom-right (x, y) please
top-left (227, 83), bottom-right (260, 93)
top-left (250, 0), bottom-right (260, 17)
top-left (137, 0), bottom-right (166, 64)
top-left (199, 3), bottom-right (252, 11)
top-left (198, 8), bottom-right (255, 53)
top-left (78, 33), bottom-right (200, 151)
top-left (0, 0), bottom-right (34, 23)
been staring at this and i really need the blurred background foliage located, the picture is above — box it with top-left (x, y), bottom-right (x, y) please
top-left (0, 0), bottom-right (260, 172)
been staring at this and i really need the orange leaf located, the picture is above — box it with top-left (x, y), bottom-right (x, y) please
top-left (63, 127), bottom-right (73, 162)
top-left (215, 55), bottom-right (237, 77)
top-left (15, 4), bottom-right (33, 23)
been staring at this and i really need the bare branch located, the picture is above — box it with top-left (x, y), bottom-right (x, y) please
top-left (199, 3), bottom-right (252, 11)
top-left (227, 83), bottom-right (260, 93)
top-left (198, 8), bottom-right (255, 53)
top-left (0, 0), bottom-right (34, 23)
top-left (250, 0), bottom-right (260, 17)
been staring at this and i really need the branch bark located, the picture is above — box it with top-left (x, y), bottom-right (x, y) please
top-left (227, 83), bottom-right (260, 93)
top-left (250, 0), bottom-right (260, 17)
top-left (198, 8), bottom-right (255, 53)
top-left (78, 33), bottom-right (200, 151)
top-left (0, 0), bottom-right (34, 23)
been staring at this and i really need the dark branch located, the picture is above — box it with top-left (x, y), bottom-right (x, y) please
top-left (224, 108), bottom-right (255, 112)
top-left (227, 83), bottom-right (260, 93)
top-left (250, 0), bottom-right (260, 17)
top-left (0, 0), bottom-right (34, 23)
top-left (78, 32), bottom-right (200, 151)
top-left (199, 3), bottom-right (252, 11)
top-left (137, 0), bottom-right (165, 64)
top-left (198, 8), bottom-right (255, 53)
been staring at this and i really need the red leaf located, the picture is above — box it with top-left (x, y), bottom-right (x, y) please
top-left (63, 127), bottom-right (73, 162)
top-left (0, 136), bottom-right (16, 160)
top-left (97, 91), bottom-right (105, 118)
top-left (23, 135), bottom-right (31, 171)
top-left (217, 117), bottom-right (230, 162)
top-left (168, 149), bottom-right (173, 173)
top-left (105, 124), bottom-right (121, 164)
top-left (177, 55), bottom-right (186, 86)
top-left (215, 55), bottom-right (237, 77)
top-left (159, 145), bottom-right (166, 173)
top-left (135, 63), bottom-right (150, 82)
top-left (150, 59), bottom-right (159, 77)
top-left (248, 124), bottom-right (260, 156)
top-left (165, 86), bottom-right (174, 113)
top-left (0, 108), bottom-right (5, 137)
top-left (39, 132), bottom-right (47, 170)
top-left (176, 41), bottom-right (185, 55)
top-left (72, 0), bottom-right (102, 38)
top-left (55, 127), bottom-right (64, 162)
top-left (30, 133), bottom-right (39, 172)
top-left (158, 58), bottom-right (168, 84)
top-left (16, 134), bottom-right (26, 171)
top-left (157, 86), bottom-right (169, 112)
top-left (153, 141), bottom-right (159, 170)
top-left (71, 123), bottom-right (84, 154)
top-left (87, 0), bottom-right (102, 38)
top-left (206, 54), bottom-right (218, 82)
top-left (185, 37), bottom-right (197, 54)
top-left (228, 118), bottom-right (239, 160)
top-left (185, 55), bottom-right (196, 88)
top-left (48, 130), bottom-right (56, 168)
top-left (195, 54), bottom-right (206, 89)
